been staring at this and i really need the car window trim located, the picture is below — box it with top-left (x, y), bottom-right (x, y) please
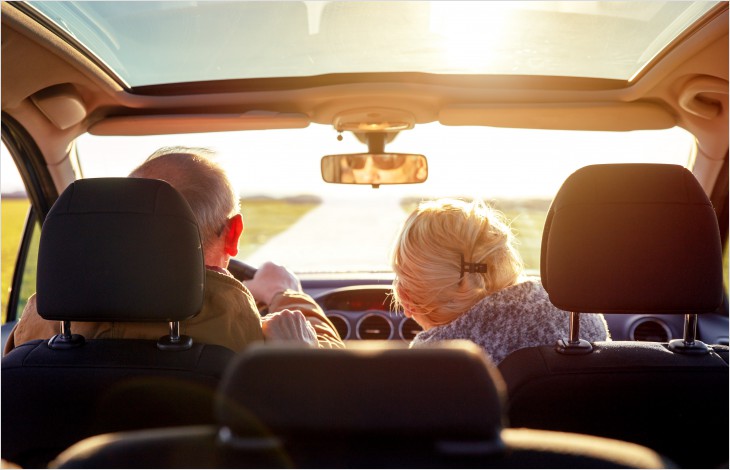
top-left (1, 113), bottom-right (58, 221)
top-left (709, 153), bottom-right (728, 244)
top-left (2, 112), bottom-right (59, 322)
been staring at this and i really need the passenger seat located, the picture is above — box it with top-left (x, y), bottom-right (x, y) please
top-left (498, 163), bottom-right (729, 469)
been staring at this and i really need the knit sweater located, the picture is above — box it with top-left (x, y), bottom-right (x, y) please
top-left (410, 278), bottom-right (610, 364)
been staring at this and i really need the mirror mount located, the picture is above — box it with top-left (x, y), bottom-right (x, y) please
top-left (353, 131), bottom-right (398, 150)
top-left (366, 132), bottom-right (385, 154)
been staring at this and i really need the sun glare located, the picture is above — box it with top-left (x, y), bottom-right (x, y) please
top-left (429, 1), bottom-right (514, 73)
top-left (72, 124), bottom-right (694, 202)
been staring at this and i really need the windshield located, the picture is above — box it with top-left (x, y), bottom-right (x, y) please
top-left (75, 124), bottom-right (694, 275)
top-left (26, 1), bottom-right (719, 86)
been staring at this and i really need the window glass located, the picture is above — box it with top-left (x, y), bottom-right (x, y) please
top-left (76, 124), bottom-right (695, 276)
top-left (1, 141), bottom-right (35, 323)
top-left (16, 223), bottom-right (40, 320)
top-left (26, 1), bottom-right (720, 86)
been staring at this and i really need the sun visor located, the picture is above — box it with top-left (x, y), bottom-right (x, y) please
top-left (439, 102), bottom-right (675, 131)
top-left (89, 111), bottom-right (311, 135)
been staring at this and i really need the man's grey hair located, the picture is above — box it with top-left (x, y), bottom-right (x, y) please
top-left (129, 147), bottom-right (240, 249)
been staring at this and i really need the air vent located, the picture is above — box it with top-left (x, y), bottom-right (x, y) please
top-left (631, 319), bottom-right (671, 342)
top-left (328, 315), bottom-right (350, 340)
top-left (357, 314), bottom-right (392, 340)
top-left (400, 318), bottom-right (422, 340)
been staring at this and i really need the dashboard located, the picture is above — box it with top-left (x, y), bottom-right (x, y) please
top-left (299, 273), bottom-right (730, 346)
top-left (1, 272), bottom-right (727, 353)
top-left (300, 275), bottom-right (421, 341)
top-left (312, 285), bottom-right (422, 341)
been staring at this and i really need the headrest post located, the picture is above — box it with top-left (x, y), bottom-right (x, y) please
top-left (683, 313), bottom-right (698, 345)
top-left (555, 312), bottom-right (593, 355)
top-left (157, 320), bottom-right (193, 351)
top-left (60, 320), bottom-right (72, 339)
top-left (568, 311), bottom-right (581, 344)
top-left (668, 313), bottom-right (709, 355)
top-left (169, 321), bottom-right (181, 342)
top-left (47, 321), bottom-right (85, 350)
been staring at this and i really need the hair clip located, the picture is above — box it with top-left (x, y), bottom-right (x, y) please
top-left (460, 254), bottom-right (488, 280)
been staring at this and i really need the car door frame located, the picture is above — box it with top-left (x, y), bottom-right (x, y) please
top-left (1, 113), bottom-right (58, 324)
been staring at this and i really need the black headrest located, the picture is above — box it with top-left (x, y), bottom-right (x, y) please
top-left (216, 341), bottom-right (506, 441)
top-left (37, 178), bottom-right (205, 322)
top-left (541, 164), bottom-right (722, 314)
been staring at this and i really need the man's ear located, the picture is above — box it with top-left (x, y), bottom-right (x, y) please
top-left (223, 213), bottom-right (243, 257)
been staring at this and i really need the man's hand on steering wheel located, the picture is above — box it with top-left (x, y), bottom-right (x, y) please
top-left (244, 261), bottom-right (303, 306)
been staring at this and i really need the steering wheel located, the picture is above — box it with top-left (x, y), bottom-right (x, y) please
top-left (228, 258), bottom-right (258, 281)
top-left (227, 259), bottom-right (269, 315)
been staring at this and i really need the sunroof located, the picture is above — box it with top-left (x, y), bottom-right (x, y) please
top-left (25, 1), bottom-right (720, 88)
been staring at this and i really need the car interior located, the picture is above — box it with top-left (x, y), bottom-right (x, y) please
top-left (1, 1), bottom-right (728, 469)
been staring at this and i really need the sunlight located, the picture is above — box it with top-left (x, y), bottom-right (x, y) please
top-left (0, 141), bottom-right (24, 194)
top-left (430, 1), bottom-right (514, 73)
top-left (73, 124), bottom-right (694, 201)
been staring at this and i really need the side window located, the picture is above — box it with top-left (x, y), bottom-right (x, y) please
top-left (1, 141), bottom-right (40, 324)
top-left (13, 219), bottom-right (40, 321)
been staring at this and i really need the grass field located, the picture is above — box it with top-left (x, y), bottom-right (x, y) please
top-left (237, 198), bottom-right (319, 259)
top-left (2, 199), bottom-right (31, 323)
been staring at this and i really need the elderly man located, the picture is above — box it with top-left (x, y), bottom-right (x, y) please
top-left (4, 147), bottom-right (343, 354)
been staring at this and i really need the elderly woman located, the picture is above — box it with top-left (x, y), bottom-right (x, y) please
top-left (391, 198), bottom-right (609, 364)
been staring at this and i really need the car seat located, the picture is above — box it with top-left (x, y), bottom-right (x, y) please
top-left (498, 163), bottom-right (729, 469)
top-left (1, 178), bottom-right (236, 468)
top-left (51, 341), bottom-right (670, 469)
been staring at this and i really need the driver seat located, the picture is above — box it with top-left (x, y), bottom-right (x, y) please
top-left (1, 178), bottom-right (236, 468)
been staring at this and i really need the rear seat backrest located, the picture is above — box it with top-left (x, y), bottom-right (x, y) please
top-left (52, 341), bottom-right (670, 469)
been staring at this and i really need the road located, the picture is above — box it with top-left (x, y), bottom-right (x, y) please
top-left (245, 194), bottom-right (409, 273)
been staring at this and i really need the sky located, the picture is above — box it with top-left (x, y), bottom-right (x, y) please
top-left (2, 123), bottom-right (694, 200)
top-left (1, 143), bottom-right (24, 194)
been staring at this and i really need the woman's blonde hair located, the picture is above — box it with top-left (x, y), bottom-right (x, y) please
top-left (129, 147), bottom-right (240, 250)
top-left (391, 198), bottom-right (523, 327)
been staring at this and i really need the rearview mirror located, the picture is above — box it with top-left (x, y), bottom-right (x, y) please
top-left (321, 153), bottom-right (428, 187)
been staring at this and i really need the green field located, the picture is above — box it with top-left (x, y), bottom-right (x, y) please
top-left (236, 198), bottom-right (319, 259)
top-left (2, 199), bottom-right (32, 323)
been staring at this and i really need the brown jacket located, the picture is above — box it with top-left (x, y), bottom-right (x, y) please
top-left (4, 269), bottom-right (343, 355)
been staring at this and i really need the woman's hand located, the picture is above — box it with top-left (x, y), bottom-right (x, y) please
top-left (261, 309), bottom-right (317, 347)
